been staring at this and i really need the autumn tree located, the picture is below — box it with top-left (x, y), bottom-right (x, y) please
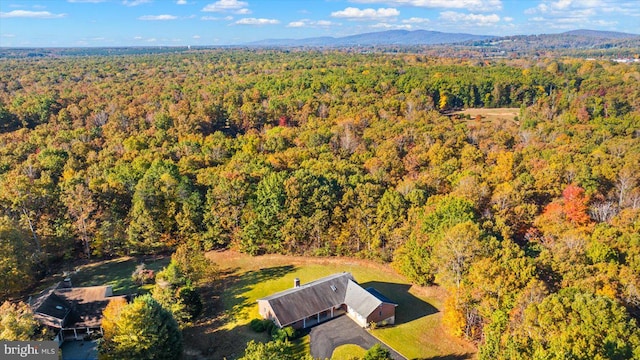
top-left (513, 289), bottom-right (639, 359)
top-left (0, 301), bottom-right (50, 341)
top-left (100, 294), bottom-right (182, 360)
top-left (0, 217), bottom-right (36, 296)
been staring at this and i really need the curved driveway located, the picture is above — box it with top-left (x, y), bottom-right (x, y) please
top-left (309, 315), bottom-right (406, 360)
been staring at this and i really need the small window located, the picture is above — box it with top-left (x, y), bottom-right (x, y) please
top-left (330, 285), bottom-right (337, 292)
top-left (379, 310), bottom-right (382, 316)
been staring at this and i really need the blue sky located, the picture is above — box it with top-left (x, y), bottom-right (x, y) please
top-left (1, 0), bottom-right (639, 47)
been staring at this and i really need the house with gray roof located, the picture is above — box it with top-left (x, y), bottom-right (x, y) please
top-left (257, 273), bottom-right (397, 329)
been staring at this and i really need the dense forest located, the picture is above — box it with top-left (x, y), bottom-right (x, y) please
top-left (1, 50), bottom-right (639, 358)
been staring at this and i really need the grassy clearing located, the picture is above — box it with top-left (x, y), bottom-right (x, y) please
top-left (185, 250), bottom-right (476, 360)
top-left (72, 256), bottom-right (170, 295)
top-left (454, 107), bottom-right (520, 123)
top-left (332, 344), bottom-right (367, 359)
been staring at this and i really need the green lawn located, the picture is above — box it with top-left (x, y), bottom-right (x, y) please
top-left (72, 256), bottom-right (170, 295)
top-left (200, 251), bottom-right (476, 360)
top-left (65, 251), bottom-right (475, 359)
top-left (332, 344), bottom-right (367, 359)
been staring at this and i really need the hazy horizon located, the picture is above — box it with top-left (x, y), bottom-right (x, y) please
top-left (1, 0), bottom-right (639, 47)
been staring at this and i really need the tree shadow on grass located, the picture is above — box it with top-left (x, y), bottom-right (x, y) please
top-left (71, 256), bottom-right (170, 295)
top-left (220, 265), bottom-right (296, 323)
top-left (360, 281), bottom-right (438, 325)
top-left (183, 321), bottom-right (270, 359)
top-left (183, 265), bottom-right (296, 359)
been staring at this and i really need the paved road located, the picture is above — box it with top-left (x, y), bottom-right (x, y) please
top-left (309, 315), bottom-right (406, 360)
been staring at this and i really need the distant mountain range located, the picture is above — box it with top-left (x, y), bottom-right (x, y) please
top-left (562, 29), bottom-right (639, 39)
top-left (246, 30), bottom-right (495, 47)
top-left (246, 29), bottom-right (640, 48)
top-left (2, 29), bottom-right (638, 59)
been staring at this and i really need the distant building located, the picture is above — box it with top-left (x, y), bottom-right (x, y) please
top-left (257, 273), bottom-right (397, 329)
top-left (30, 279), bottom-right (126, 344)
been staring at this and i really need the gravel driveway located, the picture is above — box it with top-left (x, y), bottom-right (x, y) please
top-left (309, 315), bottom-right (406, 360)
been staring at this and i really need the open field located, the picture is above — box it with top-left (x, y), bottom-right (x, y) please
top-left (182, 250), bottom-right (476, 359)
top-left (453, 107), bottom-right (520, 123)
top-left (71, 256), bottom-right (170, 295)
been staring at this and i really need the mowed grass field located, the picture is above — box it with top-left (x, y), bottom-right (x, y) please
top-left (71, 256), bottom-right (170, 295)
top-left (185, 250), bottom-right (476, 360)
top-left (453, 107), bottom-right (520, 124)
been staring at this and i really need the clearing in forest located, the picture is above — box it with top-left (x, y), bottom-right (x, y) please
top-left (454, 107), bottom-right (520, 123)
top-left (182, 250), bottom-right (476, 360)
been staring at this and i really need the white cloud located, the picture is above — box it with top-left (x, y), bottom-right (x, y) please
top-left (1, 33), bottom-right (16, 37)
top-left (202, 15), bottom-right (236, 20)
top-left (134, 36), bottom-right (143, 39)
top-left (202, 0), bottom-right (250, 14)
top-left (235, 17), bottom-right (279, 25)
top-left (503, 16), bottom-right (513, 22)
top-left (371, 22), bottom-right (412, 29)
top-left (316, 20), bottom-right (333, 26)
top-left (0, 10), bottom-right (66, 18)
top-left (287, 19), bottom-right (336, 28)
top-left (349, 0), bottom-right (502, 12)
top-left (68, 0), bottom-right (107, 3)
top-left (440, 11), bottom-right (500, 25)
top-left (331, 7), bottom-right (399, 20)
top-left (177, 0), bottom-right (187, 4)
top-left (193, 35), bottom-right (201, 39)
top-left (523, 0), bottom-right (634, 29)
top-left (147, 38), bottom-right (157, 42)
top-left (525, 0), bottom-right (637, 16)
top-left (123, 0), bottom-right (152, 6)
top-left (139, 14), bottom-right (178, 20)
top-left (402, 16), bottom-right (430, 24)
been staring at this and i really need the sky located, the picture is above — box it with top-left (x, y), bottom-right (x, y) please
top-left (0, 0), bottom-right (639, 47)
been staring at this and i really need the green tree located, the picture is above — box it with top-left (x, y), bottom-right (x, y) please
top-left (127, 159), bottom-right (195, 252)
top-left (363, 344), bottom-right (392, 360)
top-left (100, 294), bottom-right (182, 360)
top-left (245, 171), bottom-right (287, 253)
top-left (435, 221), bottom-right (482, 290)
top-left (239, 339), bottom-right (309, 360)
top-left (510, 289), bottom-right (640, 359)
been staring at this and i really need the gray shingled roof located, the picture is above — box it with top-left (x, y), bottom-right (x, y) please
top-left (344, 281), bottom-right (387, 319)
top-left (259, 273), bottom-right (353, 326)
top-left (258, 273), bottom-right (397, 327)
top-left (365, 287), bottom-right (398, 305)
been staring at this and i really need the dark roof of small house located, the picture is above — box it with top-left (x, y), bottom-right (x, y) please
top-left (56, 286), bottom-right (125, 328)
top-left (258, 273), bottom-right (354, 326)
top-left (365, 287), bottom-right (397, 305)
top-left (31, 288), bottom-right (72, 327)
top-left (31, 284), bottom-right (125, 329)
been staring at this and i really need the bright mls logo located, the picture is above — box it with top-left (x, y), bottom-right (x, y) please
top-left (1, 341), bottom-right (58, 359)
